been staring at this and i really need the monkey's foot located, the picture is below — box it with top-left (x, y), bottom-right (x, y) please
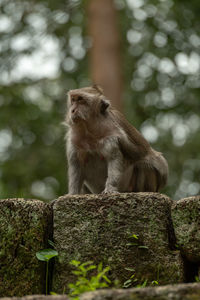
top-left (101, 189), bottom-right (120, 194)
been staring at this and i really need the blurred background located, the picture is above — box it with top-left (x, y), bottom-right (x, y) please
top-left (0, 0), bottom-right (199, 201)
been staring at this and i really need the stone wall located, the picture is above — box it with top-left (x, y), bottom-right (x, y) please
top-left (0, 193), bottom-right (200, 297)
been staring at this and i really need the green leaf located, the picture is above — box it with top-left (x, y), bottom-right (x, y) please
top-left (195, 276), bottom-right (200, 282)
top-left (124, 267), bottom-right (135, 272)
top-left (138, 246), bottom-right (149, 249)
top-left (36, 249), bottom-right (58, 262)
top-left (48, 239), bottom-right (56, 248)
top-left (130, 234), bottom-right (139, 239)
top-left (81, 261), bottom-right (93, 267)
top-left (86, 265), bottom-right (96, 272)
top-left (123, 279), bottom-right (132, 288)
top-left (126, 243), bottom-right (138, 246)
top-left (72, 270), bottom-right (83, 276)
top-left (102, 275), bottom-right (111, 284)
top-left (137, 279), bottom-right (148, 288)
top-left (68, 283), bottom-right (76, 289)
top-left (70, 260), bottom-right (81, 267)
top-left (97, 262), bottom-right (103, 272)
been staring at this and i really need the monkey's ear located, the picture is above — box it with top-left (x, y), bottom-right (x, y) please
top-left (100, 98), bottom-right (110, 114)
top-left (93, 84), bottom-right (104, 95)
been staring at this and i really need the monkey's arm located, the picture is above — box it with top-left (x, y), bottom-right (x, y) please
top-left (102, 137), bottom-right (124, 193)
top-left (67, 142), bottom-right (83, 194)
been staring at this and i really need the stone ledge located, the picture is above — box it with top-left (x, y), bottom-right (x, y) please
top-left (52, 192), bottom-right (184, 293)
top-left (1, 283), bottom-right (200, 300)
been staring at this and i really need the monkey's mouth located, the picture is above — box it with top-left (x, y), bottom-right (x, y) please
top-left (71, 110), bottom-right (87, 123)
top-left (71, 114), bottom-right (82, 123)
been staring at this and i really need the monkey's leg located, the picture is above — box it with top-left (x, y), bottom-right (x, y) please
top-left (67, 147), bottom-right (83, 194)
top-left (68, 161), bottom-right (83, 194)
top-left (103, 154), bottom-right (124, 193)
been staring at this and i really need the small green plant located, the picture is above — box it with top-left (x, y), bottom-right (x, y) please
top-left (151, 280), bottom-right (159, 285)
top-left (136, 279), bottom-right (159, 288)
top-left (123, 275), bottom-right (137, 288)
top-left (123, 267), bottom-right (137, 288)
top-left (126, 234), bottom-right (139, 247)
top-left (195, 275), bottom-right (200, 282)
top-left (126, 234), bottom-right (149, 250)
top-left (68, 260), bottom-right (111, 299)
top-left (123, 266), bottom-right (159, 289)
top-left (130, 234), bottom-right (139, 240)
top-left (136, 279), bottom-right (148, 288)
top-left (36, 240), bottom-right (58, 295)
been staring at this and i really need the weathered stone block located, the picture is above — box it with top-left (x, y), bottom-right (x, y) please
top-left (171, 196), bottom-right (200, 262)
top-left (80, 282), bottom-right (200, 300)
top-left (0, 198), bottom-right (52, 297)
top-left (53, 193), bottom-right (184, 293)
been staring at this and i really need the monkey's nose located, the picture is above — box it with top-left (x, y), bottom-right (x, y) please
top-left (72, 108), bottom-right (77, 114)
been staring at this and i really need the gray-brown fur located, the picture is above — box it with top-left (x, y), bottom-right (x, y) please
top-left (65, 85), bottom-right (168, 194)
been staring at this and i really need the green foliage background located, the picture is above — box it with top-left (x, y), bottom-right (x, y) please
top-left (0, 0), bottom-right (199, 201)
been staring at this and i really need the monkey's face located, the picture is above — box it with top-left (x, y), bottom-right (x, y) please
top-left (67, 87), bottom-right (110, 125)
top-left (68, 93), bottom-right (92, 124)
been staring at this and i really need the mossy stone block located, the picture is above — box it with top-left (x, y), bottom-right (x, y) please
top-left (53, 193), bottom-right (184, 292)
top-left (172, 196), bottom-right (200, 262)
top-left (0, 198), bottom-right (52, 296)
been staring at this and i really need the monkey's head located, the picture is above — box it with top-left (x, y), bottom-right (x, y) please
top-left (67, 85), bottom-right (110, 125)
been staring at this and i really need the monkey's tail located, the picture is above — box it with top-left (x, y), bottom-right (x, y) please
top-left (145, 149), bottom-right (169, 190)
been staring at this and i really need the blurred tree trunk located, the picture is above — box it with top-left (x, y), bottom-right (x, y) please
top-left (87, 0), bottom-right (123, 111)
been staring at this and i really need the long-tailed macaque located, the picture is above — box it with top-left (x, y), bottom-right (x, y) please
top-left (65, 85), bottom-right (168, 194)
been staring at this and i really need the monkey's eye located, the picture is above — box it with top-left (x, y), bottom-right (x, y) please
top-left (77, 96), bottom-right (83, 101)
